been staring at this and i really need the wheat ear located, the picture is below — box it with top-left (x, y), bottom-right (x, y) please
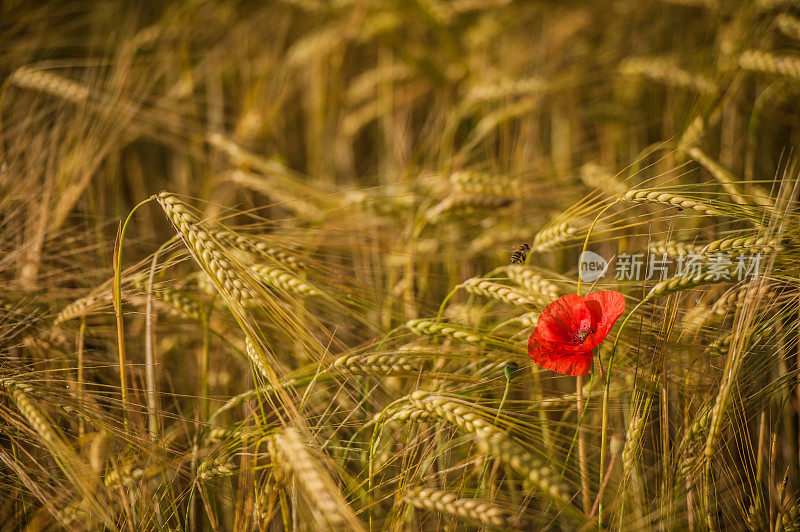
top-left (623, 189), bottom-right (723, 216)
top-left (619, 56), bottom-right (716, 93)
top-left (156, 192), bottom-right (255, 307)
top-left (269, 428), bottom-right (365, 531)
top-left (460, 277), bottom-right (539, 306)
top-left (533, 221), bottom-right (579, 251)
top-left (739, 49), bottom-right (800, 80)
top-left (406, 319), bottom-right (511, 349)
top-left (406, 390), bottom-right (573, 506)
top-left (10, 67), bottom-right (91, 103)
top-left (405, 487), bottom-right (523, 528)
top-left (250, 263), bottom-right (322, 298)
top-left (503, 265), bottom-right (561, 299)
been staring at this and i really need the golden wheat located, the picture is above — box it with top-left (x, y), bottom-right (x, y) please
top-left (405, 487), bottom-right (522, 528)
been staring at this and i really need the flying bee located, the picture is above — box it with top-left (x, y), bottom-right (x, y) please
top-left (509, 243), bottom-right (531, 264)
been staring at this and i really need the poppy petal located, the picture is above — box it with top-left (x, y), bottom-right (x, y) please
top-left (527, 290), bottom-right (626, 376)
top-left (527, 331), bottom-right (593, 376)
top-left (536, 294), bottom-right (593, 345)
top-left (585, 291), bottom-right (626, 339)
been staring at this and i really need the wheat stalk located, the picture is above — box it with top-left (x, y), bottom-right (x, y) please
top-left (245, 336), bottom-right (273, 382)
top-left (373, 403), bottom-right (434, 426)
top-left (701, 234), bottom-right (783, 254)
top-left (619, 56), bottom-right (717, 94)
top-left (250, 263), bottom-right (322, 298)
top-left (776, 13), bottom-right (800, 40)
top-left (512, 311), bottom-right (540, 328)
top-left (703, 280), bottom-right (773, 465)
top-left (134, 278), bottom-right (206, 321)
top-left (405, 390), bottom-right (572, 506)
top-left (460, 277), bottom-right (539, 306)
top-left (156, 192), bottom-right (255, 307)
top-left (647, 270), bottom-right (732, 298)
top-left (623, 189), bottom-right (723, 216)
top-left (268, 428), bottom-right (365, 531)
top-left (687, 146), bottom-right (774, 207)
top-left (198, 455), bottom-right (237, 480)
top-left (105, 463), bottom-right (154, 487)
top-left (648, 239), bottom-right (705, 257)
top-left (54, 292), bottom-right (109, 324)
top-left (207, 228), bottom-right (306, 269)
top-left (622, 410), bottom-right (647, 485)
top-left (580, 163), bottom-right (627, 194)
top-left (4, 381), bottom-right (111, 525)
top-left (405, 487), bottom-right (523, 528)
top-left (739, 49), bottom-right (800, 79)
top-left (425, 194), bottom-right (513, 222)
top-left (10, 67), bottom-right (91, 103)
top-left (678, 115), bottom-right (707, 151)
top-left (448, 170), bottom-right (531, 197)
top-left (710, 283), bottom-right (777, 316)
top-left (466, 76), bottom-right (547, 103)
top-left (331, 353), bottom-right (421, 374)
top-left (680, 406), bottom-right (712, 480)
top-left (406, 318), bottom-right (511, 349)
top-left (6, 382), bottom-right (61, 447)
top-left (345, 63), bottom-right (414, 105)
top-left (533, 221), bottom-right (579, 251)
top-left (503, 265), bottom-right (561, 300)
top-left (227, 169), bottom-right (323, 219)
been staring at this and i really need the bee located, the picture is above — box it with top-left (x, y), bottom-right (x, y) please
top-left (509, 243), bottom-right (531, 264)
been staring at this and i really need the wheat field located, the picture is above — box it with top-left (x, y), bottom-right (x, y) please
top-left (3, 1), bottom-right (800, 530)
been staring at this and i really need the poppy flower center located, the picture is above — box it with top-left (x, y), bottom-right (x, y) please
top-left (571, 325), bottom-right (594, 345)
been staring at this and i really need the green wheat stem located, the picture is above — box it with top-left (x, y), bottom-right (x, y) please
top-left (474, 376), bottom-right (513, 496)
top-left (435, 284), bottom-right (462, 323)
top-left (77, 317), bottom-right (86, 437)
top-left (598, 295), bottom-right (651, 525)
top-left (577, 200), bottom-right (620, 296)
top-left (113, 194), bottom-right (156, 432)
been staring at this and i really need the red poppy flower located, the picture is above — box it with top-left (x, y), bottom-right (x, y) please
top-left (527, 291), bottom-right (625, 376)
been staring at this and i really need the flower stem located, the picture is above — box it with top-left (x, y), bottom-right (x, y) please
top-left (577, 374), bottom-right (591, 513)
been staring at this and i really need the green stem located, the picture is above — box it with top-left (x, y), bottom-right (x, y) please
top-left (201, 311), bottom-right (210, 421)
top-left (435, 284), bottom-right (462, 323)
top-left (577, 200), bottom-right (620, 296)
top-left (474, 378), bottom-right (512, 496)
top-left (561, 372), bottom-right (595, 476)
top-left (113, 195), bottom-right (156, 432)
top-left (77, 317), bottom-right (86, 437)
top-left (598, 295), bottom-right (651, 525)
top-left (368, 422), bottom-right (380, 532)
